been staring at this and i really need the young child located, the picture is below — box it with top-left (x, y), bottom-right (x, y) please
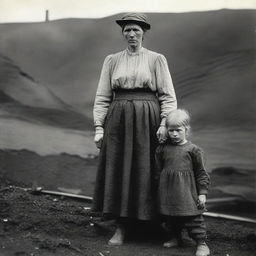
top-left (155, 109), bottom-right (210, 256)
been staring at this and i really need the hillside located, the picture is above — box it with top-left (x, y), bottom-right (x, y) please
top-left (0, 9), bottom-right (255, 125)
top-left (0, 54), bottom-right (68, 110)
top-left (0, 54), bottom-right (93, 130)
top-left (0, 10), bottom-right (255, 189)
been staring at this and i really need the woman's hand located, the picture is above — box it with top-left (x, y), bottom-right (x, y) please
top-left (94, 126), bottom-right (104, 149)
top-left (156, 126), bottom-right (167, 143)
top-left (197, 194), bottom-right (206, 209)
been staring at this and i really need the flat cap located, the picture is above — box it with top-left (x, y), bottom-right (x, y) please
top-left (116, 12), bottom-right (151, 30)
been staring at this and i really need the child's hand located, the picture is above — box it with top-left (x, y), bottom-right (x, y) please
top-left (197, 194), bottom-right (206, 210)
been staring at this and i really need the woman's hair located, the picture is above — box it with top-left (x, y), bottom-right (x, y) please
top-left (166, 109), bottom-right (191, 131)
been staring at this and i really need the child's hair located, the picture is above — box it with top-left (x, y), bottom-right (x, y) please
top-left (166, 109), bottom-right (191, 132)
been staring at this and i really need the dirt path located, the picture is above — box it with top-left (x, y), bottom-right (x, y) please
top-left (0, 181), bottom-right (255, 256)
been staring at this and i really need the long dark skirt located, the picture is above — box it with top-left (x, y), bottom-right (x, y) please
top-left (92, 89), bottom-right (161, 220)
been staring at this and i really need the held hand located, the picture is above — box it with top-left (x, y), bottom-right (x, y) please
top-left (156, 126), bottom-right (167, 144)
top-left (94, 127), bottom-right (104, 149)
top-left (94, 133), bottom-right (103, 149)
top-left (197, 194), bottom-right (206, 210)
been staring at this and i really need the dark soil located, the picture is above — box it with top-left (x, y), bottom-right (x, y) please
top-left (0, 179), bottom-right (255, 256)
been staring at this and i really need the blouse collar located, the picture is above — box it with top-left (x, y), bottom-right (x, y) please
top-left (126, 47), bottom-right (144, 56)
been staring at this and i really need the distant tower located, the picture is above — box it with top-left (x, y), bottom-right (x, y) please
top-left (45, 10), bottom-right (49, 22)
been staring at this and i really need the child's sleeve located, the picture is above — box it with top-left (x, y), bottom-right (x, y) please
top-left (192, 147), bottom-right (210, 195)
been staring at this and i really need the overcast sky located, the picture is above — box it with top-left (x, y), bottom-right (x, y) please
top-left (0, 0), bottom-right (255, 23)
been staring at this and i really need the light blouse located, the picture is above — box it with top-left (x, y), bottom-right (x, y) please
top-left (93, 47), bottom-right (177, 127)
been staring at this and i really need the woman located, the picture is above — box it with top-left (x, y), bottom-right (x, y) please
top-left (93, 12), bottom-right (177, 245)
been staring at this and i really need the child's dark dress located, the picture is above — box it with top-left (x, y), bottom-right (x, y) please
top-left (155, 141), bottom-right (210, 241)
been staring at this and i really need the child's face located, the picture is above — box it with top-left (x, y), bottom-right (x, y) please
top-left (167, 125), bottom-right (187, 145)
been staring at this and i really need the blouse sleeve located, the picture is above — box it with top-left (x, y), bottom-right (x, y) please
top-left (93, 55), bottom-right (113, 127)
top-left (191, 147), bottom-right (210, 195)
top-left (155, 54), bottom-right (177, 126)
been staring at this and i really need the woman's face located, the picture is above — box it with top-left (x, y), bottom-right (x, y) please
top-left (122, 24), bottom-right (144, 49)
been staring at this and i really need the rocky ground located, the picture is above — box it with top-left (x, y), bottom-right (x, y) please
top-left (0, 177), bottom-right (255, 256)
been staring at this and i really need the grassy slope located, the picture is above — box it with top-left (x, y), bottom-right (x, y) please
top-left (0, 10), bottom-right (254, 123)
top-left (0, 10), bottom-right (255, 176)
top-left (0, 54), bottom-right (93, 130)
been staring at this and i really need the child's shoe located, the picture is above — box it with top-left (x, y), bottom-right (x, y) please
top-left (195, 242), bottom-right (210, 256)
top-left (163, 238), bottom-right (179, 248)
